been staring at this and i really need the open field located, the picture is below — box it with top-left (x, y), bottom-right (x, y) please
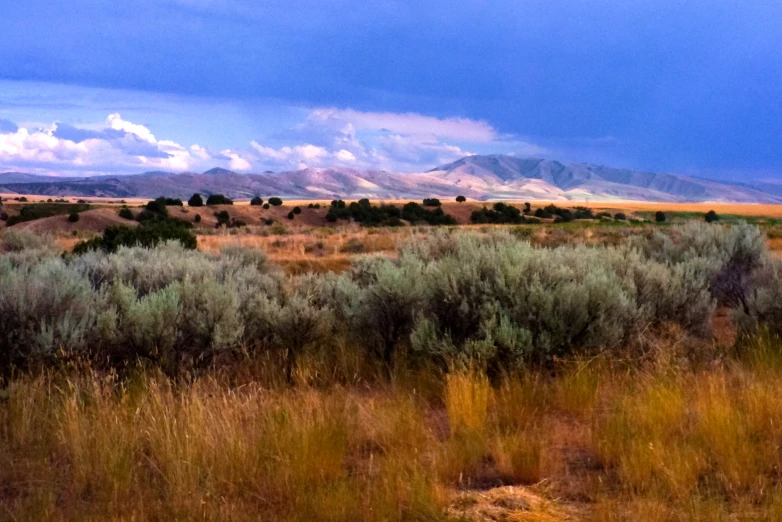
top-left (8, 352), bottom-right (782, 521)
top-left (4, 203), bottom-right (782, 520)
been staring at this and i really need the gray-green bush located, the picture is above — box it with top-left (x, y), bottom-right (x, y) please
top-left (0, 223), bottom-right (771, 379)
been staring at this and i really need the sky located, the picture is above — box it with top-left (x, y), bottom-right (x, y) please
top-left (1, 0), bottom-right (781, 180)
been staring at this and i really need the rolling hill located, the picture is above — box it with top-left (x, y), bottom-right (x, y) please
top-left (1, 155), bottom-right (779, 203)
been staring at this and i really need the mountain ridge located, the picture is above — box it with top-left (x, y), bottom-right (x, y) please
top-left (1, 155), bottom-right (779, 203)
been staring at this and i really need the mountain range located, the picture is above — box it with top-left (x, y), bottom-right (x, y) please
top-left (1, 155), bottom-right (780, 203)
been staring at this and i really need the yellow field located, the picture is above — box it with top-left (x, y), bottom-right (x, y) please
top-left (6, 192), bottom-right (782, 217)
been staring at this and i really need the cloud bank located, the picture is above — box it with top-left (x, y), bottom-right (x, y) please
top-left (0, 109), bottom-right (543, 175)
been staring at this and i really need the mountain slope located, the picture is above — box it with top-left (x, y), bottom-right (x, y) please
top-left (428, 156), bottom-right (780, 203)
top-left (1, 155), bottom-right (779, 202)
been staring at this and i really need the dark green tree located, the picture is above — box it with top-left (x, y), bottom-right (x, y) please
top-left (188, 193), bottom-right (204, 207)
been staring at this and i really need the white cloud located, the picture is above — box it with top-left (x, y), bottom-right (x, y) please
top-left (249, 141), bottom-right (337, 170)
top-left (0, 107), bottom-right (546, 175)
top-left (220, 150), bottom-right (252, 171)
top-left (335, 149), bottom-right (356, 162)
top-left (254, 106), bottom-right (538, 172)
top-left (107, 113), bottom-right (157, 144)
top-left (306, 108), bottom-right (498, 142)
top-left (0, 115), bottom-right (216, 174)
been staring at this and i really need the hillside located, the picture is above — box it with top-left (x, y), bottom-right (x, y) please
top-left (1, 155), bottom-right (779, 202)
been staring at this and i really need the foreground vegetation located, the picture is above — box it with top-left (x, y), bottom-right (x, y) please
top-left (3, 220), bottom-right (782, 520)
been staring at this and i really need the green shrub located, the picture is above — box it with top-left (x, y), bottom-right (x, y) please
top-left (471, 203), bottom-right (525, 224)
top-left (1, 223), bottom-right (770, 379)
top-left (268, 197), bottom-right (283, 206)
top-left (705, 210), bottom-right (719, 223)
top-left (72, 220), bottom-right (197, 255)
top-left (0, 259), bottom-right (102, 376)
top-left (423, 198), bottom-right (442, 207)
top-left (118, 207), bottom-right (135, 220)
top-left (206, 194), bottom-right (233, 205)
top-left (6, 203), bottom-right (91, 226)
top-left (251, 196), bottom-right (264, 206)
top-left (655, 211), bottom-right (666, 222)
top-left (68, 212), bottom-right (80, 223)
top-left (145, 197), bottom-right (169, 216)
top-left (188, 193), bottom-right (204, 207)
top-left (293, 206), bottom-right (302, 215)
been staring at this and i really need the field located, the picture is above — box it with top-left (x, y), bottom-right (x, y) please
top-left (3, 198), bottom-right (782, 520)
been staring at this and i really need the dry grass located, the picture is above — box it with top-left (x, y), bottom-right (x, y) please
top-left (197, 227), bottom-right (408, 273)
top-left (5, 351), bottom-right (782, 521)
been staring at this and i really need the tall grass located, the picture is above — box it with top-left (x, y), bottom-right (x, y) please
top-left (5, 349), bottom-right (782, 520)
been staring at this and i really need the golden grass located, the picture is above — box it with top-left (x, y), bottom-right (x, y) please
top-left (196, 227), bottom-right (408, 273)
top-left (6, 354), bottom-right (782, 520)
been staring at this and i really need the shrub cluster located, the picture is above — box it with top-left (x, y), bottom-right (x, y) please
top-left (206, 194), bottom-right (233, 206)
top-left (4, 222), bottom-right (777, 382)
top-left (6, 203), bottom-right (91, 226)
top-left (72, 219), bottom-right (197, 255)
top-left (471, 203), bottom-right (533, 224)
top-left (533, 204), bottom-right (594, 222)
top-left (326, 199), bottom-right (456, 226)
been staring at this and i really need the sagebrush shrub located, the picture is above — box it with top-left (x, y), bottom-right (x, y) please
top-left (0, 258), bottom-right (103, 375)
top-left (0, 222), bottom-right (770, 378)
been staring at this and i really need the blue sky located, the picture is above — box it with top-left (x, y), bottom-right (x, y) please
top-left (1, 1), bottom-right (781, 179)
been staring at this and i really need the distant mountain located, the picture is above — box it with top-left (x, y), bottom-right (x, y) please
top-left (0, 172), bottom-right (84, 184)
top-left (202, 167), bottom-right (236, 176)
top-left (426, 156), bottom-right (780, 203)
top-left (1, 155), bottom-right (780, 202)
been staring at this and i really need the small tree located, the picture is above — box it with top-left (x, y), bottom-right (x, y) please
top-left (263, 203), bottom-right (270, 209)
top-left (268, 197), bottom-right (283, 206)
top-left (422, 198), bottom-right (441, 207)
top-left (68, 212), bottom-right (80, 223)
top-left (456, 195), bottom-right (466, 203)
top-left (287, 210), bottom-right (295, 220)
top-left (194, 214), bottom-right (201, 223)
top-left (188, 193), bottom-right (204, 207)
top-left (250, 196), bottom-right (264, 206)
top-left (523, 202), bottom-right (531, 214)
top-left (145, 197), bottom-right (169, 216)
top-left (293, 206), bottom-right (302, 215)
top-left (655, 211), bottom-right (666, 223)
top-left (705, 210), bottom-right (719, 223)
top-left (614, 212), bottom-right (627, 221)
top-left (118, 207), bottom-right (134, 220)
